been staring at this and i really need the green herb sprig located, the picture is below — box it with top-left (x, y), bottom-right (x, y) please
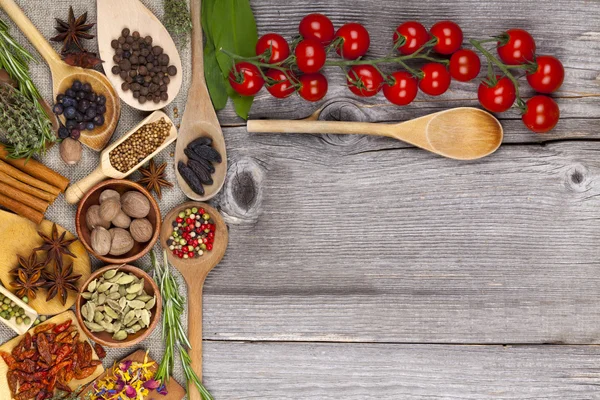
top-left (202, 0), bottom-right (258, 120)
top-left (0, 19), bottom-right (55, 159)
top-left (164, 0), bottom-right (193, 43)
top-left (152, 250), bottom-right (214, 400)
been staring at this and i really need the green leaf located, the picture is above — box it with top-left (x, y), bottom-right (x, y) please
top-left (204, 39), bottom-right (228, 110)
top-left (202, 0), bottom-right (258, 120)
top-left (227, 85), bottom-right (254, 121)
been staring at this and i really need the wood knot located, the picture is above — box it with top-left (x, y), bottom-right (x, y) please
top-left (565, 164), bottom-right (589, 192)
top-left (319, 99), bottom-right (369, 146)
top-left (215, 156), bottom-right (265, 224)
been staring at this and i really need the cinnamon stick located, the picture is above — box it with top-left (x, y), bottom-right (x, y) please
top-left (0, 171), bottom-right (57, 202)
top-left (0, 143), bottom-right (69, 192)
top-left (0, 181), bottom-right (49, 213)
top-left (0, 160), bottom-right (61, 196)
top-left (0, 191), bottom-right (44, 224)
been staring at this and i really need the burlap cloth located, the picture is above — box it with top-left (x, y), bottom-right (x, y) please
top-left (0, 0), bottom-right (196, 394)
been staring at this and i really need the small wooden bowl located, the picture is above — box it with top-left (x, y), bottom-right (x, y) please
top-left (75, 264), bottom-right (162, 348)
top-left (76, 179), bottom-right (161, 263)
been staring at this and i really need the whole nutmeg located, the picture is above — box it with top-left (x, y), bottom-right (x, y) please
top-left (109, 228), bottom-right (135, 256)
top-left (99, 198), bottom-right (121, 222)
top-left (112, 210), bottom-right (131, 229)
top-left (99, 189), bottom-right (120, 204)
top-left (130, 218), bottom-right (153, 242)
top-left (91, 227), bottom-right (111, 256)
top-left (86, 205), bottom-right (111, 230)
top-left (59, 138), bottom-right (82, 165)
top-left (121, 191), bottom-right (150, 219)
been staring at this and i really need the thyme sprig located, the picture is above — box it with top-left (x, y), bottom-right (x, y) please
top-left (152, 250), bottom-right (214, 400)
top-left (0, 19), bottom-right (55, 159)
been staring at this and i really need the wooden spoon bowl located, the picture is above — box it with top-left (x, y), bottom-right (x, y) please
top-left (159, 202), bottom-right (228, 389)
top-left (0, 0), bottom-right (120, 151)
top-left (97, 0), bottom-right (183, 111)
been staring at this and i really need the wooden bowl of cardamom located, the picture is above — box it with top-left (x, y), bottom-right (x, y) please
top-left (75, 264), bottom-right (162, 348)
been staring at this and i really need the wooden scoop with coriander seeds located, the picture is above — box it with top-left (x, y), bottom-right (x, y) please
top-left (64, 111), bottom-right (177, 204)
top-left (248, 107), bottom-right (504, 160)
top-left (0, 0), bottom-right (120, 151)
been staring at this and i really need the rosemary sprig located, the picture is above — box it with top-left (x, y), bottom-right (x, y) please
top-left (152, 250), bottom-right (214, 400)
top-left (0, 19), bottom-right (55, 159)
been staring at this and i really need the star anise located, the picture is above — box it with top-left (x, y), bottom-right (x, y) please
top-left (51, 6), bottom-right (96, 54)
top-left (43, 261), bottom-right (81, 306)
top-left (10, 269), bottom-right (45, 300)
top-left (34, 223), bottom-right (77, 267)
top-left (138, 159), bottom-right (173, 199)
top-left (11, 252), bottom-right (45, 277)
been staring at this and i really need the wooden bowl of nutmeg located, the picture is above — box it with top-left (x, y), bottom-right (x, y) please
top-left (76, 179), bottom-right (161, 263)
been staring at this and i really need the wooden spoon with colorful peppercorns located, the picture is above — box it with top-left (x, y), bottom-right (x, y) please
top-left (64, 111), bottom-right (177, 204)
top-left (159, 202), bottom-right (228, 395)
top-left (0, 0), bottom-right (120, 151)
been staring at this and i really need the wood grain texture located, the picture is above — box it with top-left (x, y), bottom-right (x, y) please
top-left (202, 127), bottom-right (600, 344)
top-left (216, 0), bottom-right (600, 143)
top-left (202, 341), bottom-right (600, 399)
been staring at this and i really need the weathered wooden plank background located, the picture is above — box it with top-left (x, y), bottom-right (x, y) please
top-left (0, 0), bottom-right (598, 398)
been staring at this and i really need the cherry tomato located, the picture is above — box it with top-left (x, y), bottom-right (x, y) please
top-left (228, 62), bottom-right (264, 96)
top-left (383, 71), bottom-right (418, 106)
top-left (497, 29), bottom-right (536, 65)
top-left (526, 55), bottom-right (564, 94)
top-left (298, 73), bottom-right (328, 102)
top-left (335, 23), bottom-right (370, 60)
top-left (393, 21), bottom-right (430, 55)
top-left (477, 76), bottom-right (516, 113)
top-left (265, 69), bottom-right (296, 98)
top-left (449, 49), bottom-right (481, 82)
top-left (418, 63), bottom-right (451, 96)
top-left (299, 13), bottom-right (335, 44)
top-left (346, 65), bottom-right (384, 97)
top-left (295, 39), bottom-right (327, 73)
top-left (522, 95), bottom-right (560, 133)
top-left (430, 21), bottom-right (463, 55)
top-left (256, 33), bottom-right (290, 64)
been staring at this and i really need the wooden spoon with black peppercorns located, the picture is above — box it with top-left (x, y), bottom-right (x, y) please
top-left (96, 0), bottom-right (183, 111)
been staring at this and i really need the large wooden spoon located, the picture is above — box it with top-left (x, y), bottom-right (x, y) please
top-left (174, 0), bottom-right (227, 201)
top-left (248, 107), bottom-right (503, 160)
top-left (96, 0), bottom-right (183, 111)
top-left (160, 202), bottom-right (228, 398)
top-left (65, 111), bottom-right (177, 203)
top-left (0, 0), bottom-right (120, 151)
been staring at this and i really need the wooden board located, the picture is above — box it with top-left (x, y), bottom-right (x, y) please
top-left (0, 311), bottom-right (104, 399)
top-left (0, 211), bottom-right (91, 315)
top-left (201, 341), bottom-right (600, 399)
top-left (81, 349), bottom-right (186, 399)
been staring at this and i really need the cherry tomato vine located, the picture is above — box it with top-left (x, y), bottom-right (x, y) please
top-left (224, 14), bottom-right (565, 133)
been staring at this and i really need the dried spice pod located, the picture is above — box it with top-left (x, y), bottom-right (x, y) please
top-left (188, 136), bottom-right (212, 148)
top-left (184, 148), bottom-right (215, 173)
top-left (177, 162), bottom-right (204, 195)
top-left (188, 159), bottom-right (213, 185)
top-left (189, 143), bottom-right (222, 163)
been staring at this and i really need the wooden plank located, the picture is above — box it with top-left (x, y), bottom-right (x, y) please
top-left (215, 0), bottom-right (600, 136)
top-left (202, 341), bottom-right (600, 399)
top-left (201, 127), bottom-right (600, 344)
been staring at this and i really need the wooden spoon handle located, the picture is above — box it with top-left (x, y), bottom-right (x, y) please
top-left (186, 278), bottom-right (206, 400)
top-left (247, 119), bottom-right (396, 137)
top-left (0, 0), bottom-right (62, 66)
top-left (64, 167), bottom-right (107, 204)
